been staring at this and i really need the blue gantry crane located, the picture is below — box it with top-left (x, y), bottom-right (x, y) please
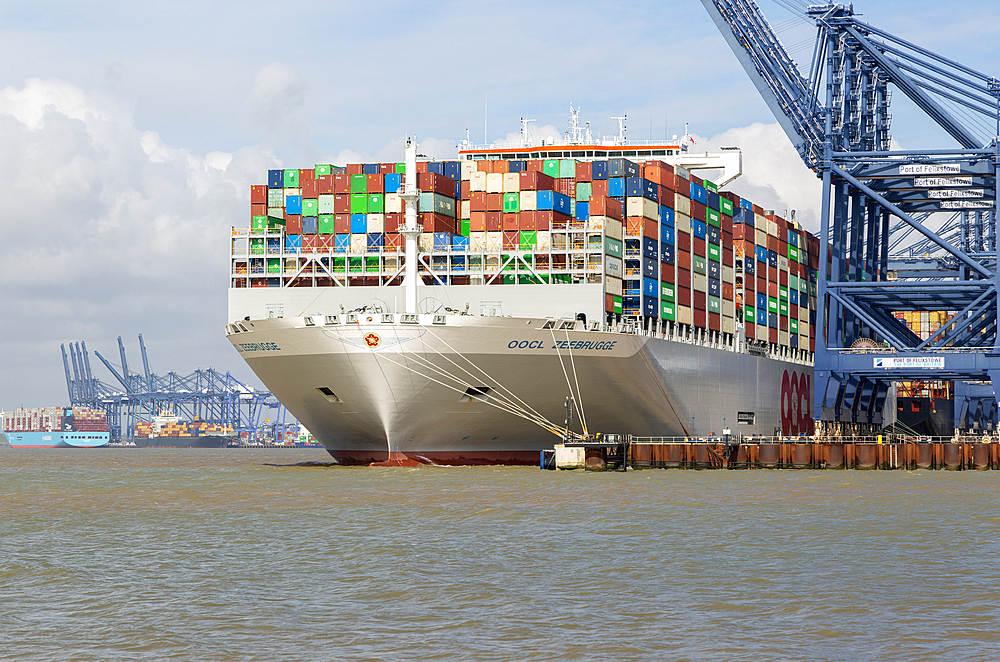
top-left (702, 0), bottom-right (1000, 434)
top-left (61, 335), bottom-right (286, 443)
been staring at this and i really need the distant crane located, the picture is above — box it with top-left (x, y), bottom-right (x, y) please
top-left (702, 1), bottom-right (1000, 433)
top-left (61, 335), bottom-right (285, 443)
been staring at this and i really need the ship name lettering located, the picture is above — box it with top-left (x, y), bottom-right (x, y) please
top-left (551, 340), bottom-right (617, 351)
top-left (237, 342), bottom-right (281, 352)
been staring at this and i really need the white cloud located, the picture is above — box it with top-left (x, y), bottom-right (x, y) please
top-left (247, 63), bottom-right (309, 152)
top-left (0, 78), bottom-right (276, 408)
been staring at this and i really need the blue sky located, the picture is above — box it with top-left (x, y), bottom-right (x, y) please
top-left (1, 0), bottom-right (996, 409)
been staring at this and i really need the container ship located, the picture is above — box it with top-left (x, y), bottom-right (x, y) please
top-left (133, 410), bottom-right (232, 448)
top-left (2, 406), bottom-right (110, 448)
top-left (226, 115), bottom-right (832, 465)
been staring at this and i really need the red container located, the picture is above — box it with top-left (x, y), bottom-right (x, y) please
top-left (415, 162), bottom-right (428, 174)
top-left (461, 181), bottom-right (471, 199)
top-left (722, 282), bottom-right (734, 300)
top-left (659, 189), bottom-right (674, 209)
top-left (251, 203), bottom-right (266, 216)
top-left (691, 200), bottom-right (706, 222)
top-left (503, 213), bottom-right (519, 231)
top-left (384, 214), bottom-right (402, 234)
top-left (471, 192), bottom-right (488, 212)
top-left (721, 214), bottom-right (733, 234)
top-left (470, 211), bottom-right (487, 232)
top-left (418, 172), bottom-right (455, 197)
top-left (693, 236), bottom-right (706, 256)
top-left (693, 290), bottom-right (706, 311)
top-left (334, 175), bottom-right (351, 194)
top-left (768, 281), bottom-right (778, 298)
top-left (286, 217), bottom-right (302, 235)
top-left (250, 185), bottom-right (267, 204)
top-left (722, 248), bottom-right (733, 268)
top-left (575, 162), bottom-right (592, 181)
top-left (486, 212), bottom-right (502, 232)
top-left (677, 250), bottom-right (691, 271)
top-left (420, 213), bottom-right (456, 233)
top-left (334, 214), bottom-right (351, 234)
top-left (677, 284), bottom-right (692, 306)
top-left (789, 303), bottom-right (798, 318)
top-left (605, 293), bottom-right (616, 312)
top-left (366, 173), bottom-right (384, 193)
top-left (487, 193), bottom-right (503, 212)
top-left (733, 225), bottom-right (750, 241)
top-left (753, 203), bottom-right (764, 215)
top-left (779, 270), bottom-right (788, 286)
top-left (757, 275), bottom-right (767, 291)
top-left (677, 268), bottom-right (691, 288)
top-left (643, 218), bottom-right (658, 240)
top-left (493, 160), bottom-right (509, 174)
top-left (301, 180), bottom-right (318, 198)
top-left (557, 179), bottom-right (575, 197)
top-left (677, 231), bottom-right (691, 252)
top-left (590, 196), bottom-right (622, 221)
top-left (745, 322), bottom-right (755, 336)
top-left (721, 191), bottom-right (742, 208)
top-left (380, 163), bottom-right (396, 174)
top-left (591, 179), bottom-right (609, 198)
top-left (769, 268), bottom-right (778, 284)
top-left (345, 164), bottom-right (363, 175)
top-left (519, 171), bottom-right (556, 192)
top-left (385, 233), bottom-right (403, 249)
top-left (502, 231), bottom-right (519, 250)
top-left (299, 168), bottom-right (315, 182)
top-left (709, 312), bottom-right (721, 331)
top-left (767, 234), bottom-right (778, 251)
top-left (519, 212), bottom-right (536, 231)
top-left (335, 195), bottom-right (351, 214)
top-left (693, 308), bottom-right (707, 328)
top-left (689, 173), bottom-right (703, 187)
top-left (317, 175), bottom-right (334, 194)
top-left (661, 263), bottom-right (674, 282)
top-left (675, 176), bottom-right (689, 193)
top-left (526, 160), bottom-right (544, 173)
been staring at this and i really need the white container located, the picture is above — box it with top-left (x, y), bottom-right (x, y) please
top-left (723, 265), bottom-right (734, 282)
top-left (605, 256), bottom-right (623, 278)
top-left (284, 188), bottom-right (301, 201)
top-left (603, 217), bottom-right (623, 241)
top-left (605, 275), bottom-right (623, 296)
top-left (674, 212), bottom-right (691, 233)
top-left (676, 166), bottom-right (690, 179)
top-left (767, 219), bottom-right (779, 237)
top-left (461, 161), bottom-right (477, 179)
top-left (555, 444), bottom-right (585, 469)
top-left (267, 207), bottom-right (284, 219)
top-left (470, 171), bottom-right (487, 192)
top-left (350, 234), bottom-right (367, 254)
top-left (486, 173), bottom-right (503, 193)
top-left (318, 194), bottom-right (335, 214)
top-left (519, 190), bottom-right (537, 211)
top-left (722, 299), bottom-right (735, 317)
top-left (722, 316), bottom-right (736, 334)
top-left (536, 231), bottom-right (551, 251)
top-left (460, 200), bottom-right (471, 219)
top-left (693, 273), bottom-right (708, 292)
top-left (503, 173), bottom-right (520, 193)
top-left (779, 330), bottom-right (789, 346)
top-left (626, 197), bottom-right (659, 220)
top-left (757, 325), bottom-right (769, 341)
top-left (677, 305), bottom-right (693, 325)
top-left (486, 231), bottom-right (503, 252)
top-left (419, 233), bottom-right (434, 251)
top-left (366, 214), bottom-right (384, 233)
top-left (470, 232), bottom-right (487, 251)
top-left (756, 229), bottom-right (768, 246)
top-left (385, 193), bottom-right (403, 214)
top-left (674, 194), bottom-right (691, 216)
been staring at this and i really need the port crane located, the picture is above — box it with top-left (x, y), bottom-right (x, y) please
top-left (702, 0), bottom-right (1000, 432)
top-left (61, 335), bottom-right (285, 443)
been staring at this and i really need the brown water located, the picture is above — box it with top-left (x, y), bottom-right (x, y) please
top-left (2, 447), bottom-right (999, 661)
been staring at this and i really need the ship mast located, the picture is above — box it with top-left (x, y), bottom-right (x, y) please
top-left (399, 138), bottom-right (421, 314)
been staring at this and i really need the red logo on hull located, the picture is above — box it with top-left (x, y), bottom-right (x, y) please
top-left (780, 370), bottom-right (812, 436)
top-left (364, 333), bottom-right (381, 348)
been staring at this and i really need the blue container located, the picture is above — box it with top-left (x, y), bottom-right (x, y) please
top-left (334, 234), bottom-right (350, 253)
top-left (642, 257), bottom-right (658, 279)
top-left (367, 233), bottom-right (384, 249)
top-left (691, 219), bottom-right (707, 239)
top-left (660, 225), bottom-right (674, 245)
top-left (609, 158), bottom-right (640, 178)
top-left (689, 183), bottom-right (708, 205)
top-left (788, 230), bottom-right (798, 247)
top-left (706, 191), bottom-right (720, 211)
top-left (286, 195), bottom-right (302, 215)
top-left (268, 169), bottom-right (284, 188)
top-left (768, 250), bottom-right (778, 268)
top-left (536, 190), bottom-right (554, 210)
top-left (302, 216), bottom-right (318, 235)
top-left (643, 178), bottom-right (658, 202)
top-left (790, 289), bottom-right (799, 305)
top-left (363, 163), bottom-right (380, 175)
top-left (443, 161), bottom-right (461, 181)
top-left (707, 225), bottom-right (720, 245)
top-left (741, 198), bottom-right (753, 211)
top-left (591, 161), bottom-right (609, 180)
top-left (734, 208), bottom-right (753, 226)
top-left (660, 206), bottom-right (674, 227)
top-left (642, 295), bottom-right (658, 318)
top-left (757, 308), bottom-right (768, 325)
top-left (769, 312), bottom-right (778, 329)
top-left (642, 237), bottom-right (658, 260)
top-left (626, 177), bottom-right (643, 197)
top-left (553, 191), bottom-right (571, 215)
top-left (624, 295), bottom-right (640, 306)
top-left (455, 180), bottom-right (462, 199)
top-left (609, 177), bottom-right (626, 198)
top-left (708, 261), bottom-right (721, 280)
top-left (509, 160), bottom-right (527, 173)
top-left (755, 246), bottom-right (767, 263)
top-left (643, 276), bottom-right (658, 297)
top-left (433, 232), bottom-right (451, 250)
top-left (285, 234), bottom-right (302, 249)
top-left (452, 234), bottom-right (470, 250)
top-left (708, 278), bottom-right (721, 297)
top-left (661, 244), bottom-right (675, 264)
top-left (350, 213), bottom-right (367, 234)
top-left (744, 257), bottom-right (755, 276)
top-left (385, 173), bottom-right (402, 193)
top-left (576, 201), bottom-right (589, 222)
top-left (426, 162), bottom-right (444, 175)
top-left (757, 292), bottom-right (767, 310)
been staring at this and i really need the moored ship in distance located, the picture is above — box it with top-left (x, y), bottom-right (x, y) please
top-left (226, 112), bottom-right (857, 465)
top-left (2, 406), bottom-right (110, 448)
top-left (133, 410), bottom-right (232, 448)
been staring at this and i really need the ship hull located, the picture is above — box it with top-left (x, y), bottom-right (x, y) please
top-left (2, 430), bottom-right (109, 448)
top-left (229, 315), bottom-right (813, 465)
top-left (133, 435), bottom-right (231, 448)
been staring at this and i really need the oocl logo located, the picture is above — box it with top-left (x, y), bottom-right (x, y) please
top-left (364, 333), bottom-right (381, 348)
top-left (780, 370), bottom-right (812, 436)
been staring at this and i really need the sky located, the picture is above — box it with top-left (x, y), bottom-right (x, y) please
top-left (1, 0), bottom-right (997, 409)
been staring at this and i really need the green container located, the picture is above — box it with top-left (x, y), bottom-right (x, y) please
top-left (348, 257), bottom-right (363, 273)
top-left (708, 244), bottom-right (721, 262)
top-left (543, 159), bottom-right (560, 179)
top-left (302, 198), bottom-right (319, 217)
top-left (693, 255), bottom-right (707, 274)
top-left (268, 217), bottom-right (285, 228)
top-left (790, 318), bottom-right (799, 334)
top-left (604, 237), bottom-right (623, 259)
top-left (706, 208), bottom-right (720, 227)
top-left (365, 256), bottom-right (380, 273)
top-left (661, 282), bottom-right (676, 302)
top-left (250, 238), bottom-right (264, 254)
top-left (318, 215), bottom-right (335, 234)
top-left (779, 300), bottom-right (789, 316)
top-left (661, 300), bottom-right (676, 321)
top-left (460, 219), bottom-right (470, 237)
top-left (395, 163), bottom-right (405, 174)
top-left (251, 215), bottom-right (268, 231)
top-left (768, 297), bottom-right (779, 314)
top-left (720, 197), bottom-right (734, 216)
top-left (350, 174), bottom-right (367, 194)
top-left (779, 286), bottom-right (788, 302)
top-left (315, 164), bottom-right (332, 176)
top-left (367, 193), bottom-right (384, 214)
top-left (519, 231), bottom-right (537, 249)
top-left (576, 182), bottom-right (592, 202)
top-left (613, 295), bottom-right (623, 315)
top-left (789, 274), bottom-right (799, 290)
top-left (559, 159), bottom-right (576, 179)
top-left (267, 189), bottom-right (284, 206)
top-left (703, 180), bottom-right (718, 193)
top-left (788, 245), bottom-right (800, 262)
top-left (267, 258), bottom-right (281, 274)
top-left (503, 274), bottom-right (516, 284)
top-left (745, 306), bottom-right (756, 322)
top-left (333, 257), bottom-right (346, 273)
top-left (503, 192), bottom-right (520, 213)
top-left (708, 295), bottom-right (721, 313)
top-left (318, 194), bottom-right (335, 214)
top-left (351, 193), bottom-right (368, 214)
top-left (283, 169), bottom-right (299, 187)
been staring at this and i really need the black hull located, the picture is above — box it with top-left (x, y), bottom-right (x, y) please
top-left (134, 435), bottom-right (231, 448)
top-left (897, 398), bottom-right (954, 437)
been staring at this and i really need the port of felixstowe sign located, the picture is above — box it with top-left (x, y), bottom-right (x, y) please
top-left (873, 357), bottom-right (945, 369)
